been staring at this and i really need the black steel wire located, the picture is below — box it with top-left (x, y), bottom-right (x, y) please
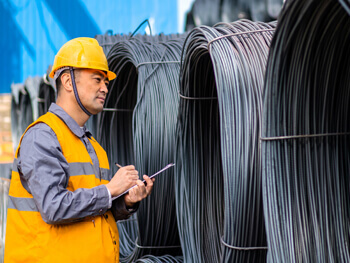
top-left (95, 34), bottom-right (186, 262)
top-left (95, 32), bottom-right (183, 57)
top-left (185, 0), bottom-right (283, 31)
top-left (134, 254), bottom-right (184, 263)
top-left (10, 78), bottom-right (40, 150)
top-left (339, 0), bottom-right (350, 14)
top-left (10, 83), bottom-right (28, 150)
top-left (176, 19), bottom-right (276, 263)
top-left (262, 0), bottom-right (350, 261)
top-left (38, 74), bottom-right (56, 117)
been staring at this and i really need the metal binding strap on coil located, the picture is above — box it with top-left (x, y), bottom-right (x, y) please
top-left (178, 93), bottom-right (217, 100)
top-left (102, 108), bottom-right (133, 112)
top-left (136, 61), bottom-right (181, 69)
top-left (207, 28), bottom-right (276, 49)
top-left (134, 238), bottom-right (182, 250)
top-left (260, 132), bottom-right (350, 141)
top-left (135, 61), bottom-right (181, 74)
top-left (220, 237), bottom-right (268, 251)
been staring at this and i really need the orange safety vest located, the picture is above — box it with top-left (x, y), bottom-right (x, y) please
top-left (5, 112), bottom-right (119, 263)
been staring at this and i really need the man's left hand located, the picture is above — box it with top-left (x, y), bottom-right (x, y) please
top-left (124, 175), bottom-right (155, 207)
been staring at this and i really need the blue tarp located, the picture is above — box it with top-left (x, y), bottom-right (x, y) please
top-left (0, 0), bottom-right (179, 93)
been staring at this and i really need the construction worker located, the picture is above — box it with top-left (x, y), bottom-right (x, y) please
top-left (4, 37), bottom-right (154, 262)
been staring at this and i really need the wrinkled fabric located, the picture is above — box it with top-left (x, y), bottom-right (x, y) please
top-left (16, 103), bottom-right (133, 222)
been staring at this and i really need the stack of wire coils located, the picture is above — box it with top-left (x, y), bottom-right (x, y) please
top-left (10, 76), bottom-right (44, 150)
top-left (186, 0), bottom-right (283, 30)
top-left (176, 19), bottom-right (276, 262)
top-left (95, 34), bottom-right (186, 262)
top-left (262, 0), bottom-right (350, 261)
top-left (96, 32), bottom-right (183, 56)
top-left (90, 28), bottom-right (183, 139)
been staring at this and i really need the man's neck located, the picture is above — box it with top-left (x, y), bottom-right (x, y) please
top-left (56, 100), bottom-right (89, 127)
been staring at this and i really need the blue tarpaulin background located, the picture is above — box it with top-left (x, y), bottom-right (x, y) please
top-left (0, 0), bottom-right (192, 93)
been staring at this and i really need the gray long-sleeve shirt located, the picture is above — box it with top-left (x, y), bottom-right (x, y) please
top-left (16, 103), bottom-right (135, 224)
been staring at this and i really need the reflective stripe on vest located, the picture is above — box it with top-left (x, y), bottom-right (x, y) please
top-left (8, 196), bottom-right (38, 212)
top-left (12, 158), bottom-right (110, 182)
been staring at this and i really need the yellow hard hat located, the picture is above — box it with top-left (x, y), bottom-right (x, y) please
top-left (49, 37), bottom-right (116, 80)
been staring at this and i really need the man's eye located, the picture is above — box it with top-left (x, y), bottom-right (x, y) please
top-left (105, 82), bottom-right (109, 87)
top-left (95, 78), bottom-right (101, 82)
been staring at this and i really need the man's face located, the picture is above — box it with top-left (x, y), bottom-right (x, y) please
top-left (75, 68), bottom-right (110, 115)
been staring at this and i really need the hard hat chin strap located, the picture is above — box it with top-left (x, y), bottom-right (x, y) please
top-left (69, 67), bottom-right (92, 116)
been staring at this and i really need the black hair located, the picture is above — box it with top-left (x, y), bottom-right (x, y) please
top-left (55, 69), bottom-right (79, 95)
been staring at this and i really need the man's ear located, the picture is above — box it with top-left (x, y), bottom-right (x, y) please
top-left (60, 72), bottom-right (73, 92)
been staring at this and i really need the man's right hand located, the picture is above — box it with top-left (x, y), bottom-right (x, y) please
top-left (106, 165), bottom-right (140, 197)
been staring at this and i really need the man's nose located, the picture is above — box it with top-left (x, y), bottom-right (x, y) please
top-left (100, 82), bottom-right (108, 93)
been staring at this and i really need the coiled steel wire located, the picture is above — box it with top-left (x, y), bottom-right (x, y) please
top-left (10, 77), bottom-right (40, 150)
top-left (10, 82), bottom-right (28, 151)
top-left (95, 35), bottom-right (186, 262)
top-left (38, 74), bottom-right (56, 117)
top-left (135, 255), bottom-right (184, 263)
top-left (186, 0), bottom-right (283, 31)
top-left (10, 75), bottom-right (55, 150)
top-left (339, 0), bottom-right (350, 14)
top-left (90, 27), bottom-right (183, 137)
top-left (176, 19), bottom-right (276, 263)
top-left (96, 25), bottom-right (183, 58)
top-left (262, 0), bottom-right (350, 262)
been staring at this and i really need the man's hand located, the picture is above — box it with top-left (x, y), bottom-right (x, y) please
top-left (106, 165), bottom-right (139, 196)
top-left (124, 175), bottom-right (155, 207)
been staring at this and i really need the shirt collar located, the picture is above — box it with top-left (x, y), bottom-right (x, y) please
top-left (48, 103), bottom-right (92, 138)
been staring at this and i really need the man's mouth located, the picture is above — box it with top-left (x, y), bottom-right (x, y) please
top-left (97, 96), bottom-right (105, 102)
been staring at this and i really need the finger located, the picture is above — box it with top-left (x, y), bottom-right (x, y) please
top-left (127, 184), bottom-right (145, 202)
top-left (136, 179), bottom-right (146, 188)
top-left (123, 165), bottom-right (136, 170)
top-left (135, 180), bottom-right (147, 196)
top-left (127, 187), bottom-right (137, 197)
top-left (121, 168), bottom-right (138, 177)
top-left (143, 175), bottom-right (154, 195)
top-left (126, 189), bottom-right (139, 203)
top-left (127, 170), bottom-right (139, 176)
top-left (126, 174), bottom-right (139, 180)
top-left (143, 175), bottom-right (154, 187)
top-left (119, 167), bottom-right (138, 174)
top-left (115, 168), bottom-right (138, 179)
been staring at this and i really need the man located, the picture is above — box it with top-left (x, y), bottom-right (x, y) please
top-left (4, 37), bottom-right (154, 262)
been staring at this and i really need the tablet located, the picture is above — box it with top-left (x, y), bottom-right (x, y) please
top-left (112, 163), bottom-right (175, 200)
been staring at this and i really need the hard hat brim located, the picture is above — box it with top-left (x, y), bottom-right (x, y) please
top-left (49, 67), bottom-right (117, 81)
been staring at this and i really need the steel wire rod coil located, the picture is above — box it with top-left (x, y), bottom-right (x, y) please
top-left (89, 31), bottom-right (184, 139)
top-left (186, 0), bottom-right (284, 30)
top-left (176, 19), bottom-right (276, 263)
top-left (97, 35), bottom-right (186, 262)
top-left (38, 74), bottom-right (56, 117)
top-left (134, 254), bottom-right (184, 263)
top-left (262, 0), bottom-right (350, 261)
top-left (96, 32), bottom-right (184, 58)
top-left (10, 77), bottom-right (42, 150)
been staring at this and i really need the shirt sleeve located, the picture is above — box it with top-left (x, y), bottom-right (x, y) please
top-left (18, 123), bottom-right (110, 224)
top-left (111, 197), bottom-right (139, 221)
top-left (105, 185), bottom-right (112, 209)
